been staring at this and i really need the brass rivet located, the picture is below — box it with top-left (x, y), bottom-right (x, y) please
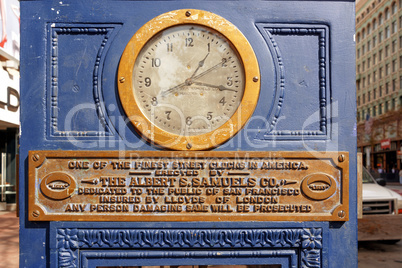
top-left (185, 11), bottom-right (191, 17)
top-left (119, 77), bottom-right (125, 83)
top-left (32, 210), bottom-right (40, 218)
top-left (338, 210), bottom-right (346, 218)
top-left (32, 154), bottom-right (40, 162)
top-left (186, 143), bottom-right (192, 149)
top-left (338, 155), bottom-right (345, 162)
top-left (253, 76), bottom-right (259, 82)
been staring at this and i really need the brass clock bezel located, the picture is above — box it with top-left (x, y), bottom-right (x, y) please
top-left (118, 9), bottom-right (260, 150)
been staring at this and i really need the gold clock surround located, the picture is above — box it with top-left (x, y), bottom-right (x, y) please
top-left (118, 9), bottom-right (260, 150)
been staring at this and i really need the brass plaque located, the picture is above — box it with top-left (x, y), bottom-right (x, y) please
top-left (29, 151), bottom-right (349, 221)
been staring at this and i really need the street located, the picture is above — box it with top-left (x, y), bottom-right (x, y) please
top-left (1, 184), bottom-right (401, 267)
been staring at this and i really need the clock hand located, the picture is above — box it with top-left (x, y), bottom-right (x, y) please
top-left (192, 81), bottom-right (237, 92)
top-left (191, 58), bottom-right (227, 81)
top-left (163, 58), bottom-right (228, 96)
top-left (162, 82), bottom-right (186, 96)
top-left (190, 53), bottom-right (209, 79)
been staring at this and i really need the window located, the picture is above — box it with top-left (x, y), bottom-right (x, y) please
top-left (385, 26), bottom-right (390, 38)
top-left (399, 76), bottom-right (402, 90)
top-left (358, 95), bottom-right (361, 106)
top-left (379, 85), bottom-right (383, 97)
top-left (393, 59), bottom-right (397, 72)
top-left (363, 93), bottom-right (366, 104)
top-left (368, 40), bottom-right (371, 51)
top-left (385, 45), bottom-right (389, 57)
top-left (379, 31), bottom-right (383, 42)
top-left (386, 82), bottom-right (389, 93)
top-left (379, 49), bottom-right (383, 61)
top-left (385, 8), bottom-right (390, 20)
top-left (379, 14), bottom-right (383, 25)
top-left (373, 53), bottom-right (377, 64)
top-left (385, 100), bottom-right (389, 112)
top-left (400, 56), bottom-right (402, 68)
top-left (373, 71), bottom-right (377, 82)
top-left (379, 67), bottom-right (383, 78)
top-left (373, 105), bottom-right (377, 116)
top-left (363, 77), bottom-right (366, 87)
top-left (357, 33), bottom-right (361, 43)
top-left (373, 88), bottom-right (377, 99)
top-left (393, 79), bottom-right (396, 91)
top-left (373, 36), bottom-right (377, 47)
top-left (367, 24), bottom-right (371, 35)
top-left (379, 103), bottom-right (382, 115)
top-left (392, 21), bottom-right (397, 33)
top-left (400, 76), bottom-right (402, 91)
top-left (373, 19), bottom-right (377, 30)
top-left (368, 91), bottom-right (371, 101)
top-left (368, 57), bottom-right (371, 68)
top-left (368, 74), bottom-right (371, 85)
top-left (386, 63), bottom-right (390, 75)
top-left (362, 44), bottom-right (366, 54)
top-left (363, 61), bottom-right (366, 71)
top-left (400, 36), bottom-right (402, 48)
top-left (392, 98), bottom-right (396, 110)
top-left (392, 39), bottom-right (397, 52)
top-left (358, 64), bottom-right (361, 73)
top-left (392, 2), bottom-right (397, 14)
top-left (357, 48), bottom-right (360, 58)
top-left (362, 28), bottom-right (366, 38)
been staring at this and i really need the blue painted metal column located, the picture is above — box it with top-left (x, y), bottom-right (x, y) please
top-left (20, 1), bottom-right (356, 267)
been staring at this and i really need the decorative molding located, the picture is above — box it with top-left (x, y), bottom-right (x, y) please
top-left (55, 227), bottom-right (322, 267)
top-left (49, 25), bottom-right (117, 138)
top-left (256, 24), bottom-right (330, 140)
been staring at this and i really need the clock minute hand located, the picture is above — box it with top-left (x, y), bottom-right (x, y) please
top-left (190, 53), bottom-right (209, 79)
top-left (192, 81), bottom-right (237, 92)
top-left (191, 58), bottom-right (227, 81)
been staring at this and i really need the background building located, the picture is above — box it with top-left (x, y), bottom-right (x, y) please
top-left (356, 0), bottom-right (402, 180)
top-left (0, 0), bottom-right (19, 210)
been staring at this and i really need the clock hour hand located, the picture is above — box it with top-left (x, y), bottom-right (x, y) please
top-left (191, 58), bottom-right (228, 81)
top-left (190, 53), bottom-right (209, 79)
top-left (192, 81), bottom-right (237, 92)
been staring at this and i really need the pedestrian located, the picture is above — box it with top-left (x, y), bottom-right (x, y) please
top-left (399, 169), bottom-right (402, 184)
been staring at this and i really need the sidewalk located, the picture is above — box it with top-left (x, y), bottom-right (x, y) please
top-left (0, 212), bottom-right (19, 268)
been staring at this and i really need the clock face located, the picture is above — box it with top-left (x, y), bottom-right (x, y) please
top-left (132, 25), bottom-right (245, 136)
top-left (118, 9), bottom-right (260, 150)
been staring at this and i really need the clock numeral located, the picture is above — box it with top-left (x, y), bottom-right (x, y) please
top-left (165, 111), bottom-right (171, 120)
top-left (151, 97), bottom-right (158, 106)
top-left (186, 117), bottom-right (192, 126)
top-left (227, 77), bottom-right (233, 87)
top-left (152, 58), bottom-right (161, 67)
top-left (145, 77), bottom-right (152, 87)
top-left (185, 37), bottom-right (194, 47)
top-left (207, 43), bottom-right (210, 52)
top-left (219, 97), bottom-right (226, 106)
top-left (222, 58), bottom-right (228, 68)
top-left (207, 112), bottom-right (213, 120)
top-left (167, 43), bottom-right (173, 52)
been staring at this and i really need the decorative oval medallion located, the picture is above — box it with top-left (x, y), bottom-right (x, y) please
top-left (301, 173), bottom-right (336, 201)
top-left (40, 172), bottom-right (76, 200)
